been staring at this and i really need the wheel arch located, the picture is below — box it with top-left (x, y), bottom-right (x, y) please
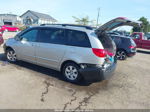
top-left (117, 48), bottom-right (127, 53)
top-left (60, 60), bottom-right (80, 72)
top-left (5, 46), bottom-right (15, 53)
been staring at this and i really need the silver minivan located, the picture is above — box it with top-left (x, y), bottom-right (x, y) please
top-left (3, 17), bottom-right (140, 83)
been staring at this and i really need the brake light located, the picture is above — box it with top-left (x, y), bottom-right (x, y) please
top-left (105, 50), bottom-right (115, 56)
top-left (129, 46), bottom-right (135, 49)
top-left (92, 48), bottom-right (107, 58)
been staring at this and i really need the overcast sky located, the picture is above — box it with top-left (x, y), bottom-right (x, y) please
top-left (0, 0), bottom-right (149, 30)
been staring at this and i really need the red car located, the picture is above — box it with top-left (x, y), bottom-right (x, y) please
top-left (1, 25), bottom-right (20, 32)
top-left (0, 33), bottom-right (4, 45)
top-left (131, 32), bottom-right (150, 50)
top-left (0, 26), bottom-right (3, 32)
top-left (0, 27), bottom-right (4, 45)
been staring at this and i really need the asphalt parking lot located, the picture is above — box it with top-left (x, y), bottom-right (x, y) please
top-left (0, 32), bottom-right (150, 110)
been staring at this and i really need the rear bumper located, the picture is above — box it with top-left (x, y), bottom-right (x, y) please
top-left (79, 60), bottom-right (117, 82)
top-left (127, 52), bottom-right (136, 57)
top-left (127, 49), bottom-right (136, 57)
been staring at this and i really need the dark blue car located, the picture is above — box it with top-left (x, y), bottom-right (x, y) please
top-left (109, 34), bottom-right (137, 60)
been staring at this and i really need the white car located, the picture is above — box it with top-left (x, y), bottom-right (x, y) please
top-left (3, 17), bottom-right (140, 83)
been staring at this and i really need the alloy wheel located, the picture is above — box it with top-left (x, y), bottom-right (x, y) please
top-left (116, 50), bottom-right (127, 60)
top-left (65, 65), bottom-right (78, 81)
top-left (7, 50), bottom-right (17, 62)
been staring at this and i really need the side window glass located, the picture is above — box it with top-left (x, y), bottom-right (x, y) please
top-left (50, 29), bottom-right (66, 44)
top-left (144, 36), bottom-right (148, 40)
top-left (112, 36), bottom-right (121, 45)
top-left (66, 30), bottom-right (91, 48)
top-left (21, 29), bottom-right (38, 42)
top-left (38, 29), bottom-right (53, 43)
top-left (132, 34), bottom-right (140, 39)
top-left (38, 28), bottom-right (66, 45)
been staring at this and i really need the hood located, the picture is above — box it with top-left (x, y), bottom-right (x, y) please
top-left (97, 17), bottom-right (141, 32)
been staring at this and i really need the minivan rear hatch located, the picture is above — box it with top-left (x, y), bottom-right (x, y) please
top-left (96, 17), bottom-right (141, 57)
top-left (97, 17), bottom-right (141, 32)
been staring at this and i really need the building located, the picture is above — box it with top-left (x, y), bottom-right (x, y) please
top-left (0, 14), bottom-right (22, 26)
top-left (20, 10), bottom-right (57, 25)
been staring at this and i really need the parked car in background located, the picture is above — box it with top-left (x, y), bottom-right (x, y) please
top-left (131, 32), bottom-right (150, 50)
top-left (145, 33), bottom-right (150, 40)
top-left (0, 29), bottom-right (3, 35)
top-left (107, 31), bottom-right (120, 36)
top-left (1, 25), bottom-right (20, 32)
top-left (0, 30), bottom-right (2, 35)
top-left (109, 34), bottom-right (137, 60)
top-left (110, 30), bottom-right (130, 36)
top-left (3, 17), bottom-right (140, 83)
top-left (0, 33), bottom-right (4, 45)
top-left (0, 26), bottom-right (3, 33)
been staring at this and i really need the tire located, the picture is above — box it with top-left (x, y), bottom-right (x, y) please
top-left (62, 62), bottom-right (82, 83)
top-left (6, 48), bottom-right (17, 63)
top-left (116, 50), bottom-right (127, 60)
top-left (5, 29), bottom-right (8, 32)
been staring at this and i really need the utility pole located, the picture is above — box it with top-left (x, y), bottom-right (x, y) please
top-left (96, 8), bottom-right (100, 27)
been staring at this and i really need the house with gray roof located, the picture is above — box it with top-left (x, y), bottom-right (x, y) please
top-left (0, 14), bottom-right (21, 26)
top-left (20, 10), bottom-right (57, 25)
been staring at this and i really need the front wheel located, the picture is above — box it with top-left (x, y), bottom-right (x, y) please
top-left (62, 63), bottom-right (82, 83)
top-left (116, 50), bottom-right (127, 60)
top-left (6, 49), bottom-right (17, 63)
top-left (5, 29), bottom-right (8, 32)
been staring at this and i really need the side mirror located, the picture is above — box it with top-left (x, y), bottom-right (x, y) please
top-left (15, 35), bottom-right (22, 41)
top-left (21, 37), bottom-right (28, 42)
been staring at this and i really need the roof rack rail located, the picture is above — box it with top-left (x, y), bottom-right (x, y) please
top-left (40, 24), bottom-right (93, 30)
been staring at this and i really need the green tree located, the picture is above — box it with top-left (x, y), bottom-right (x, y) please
top-left (133, 17), bottom-right (150, 33)
top-left (73, 16), bottom-right (94, 25)
top-left (132, 26), bottom-right (141, 32)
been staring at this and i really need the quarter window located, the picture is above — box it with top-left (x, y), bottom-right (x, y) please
top-left (66, 30), bottom-right (91, 48)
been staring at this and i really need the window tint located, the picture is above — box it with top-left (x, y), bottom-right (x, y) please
top-left (111, 36), bottom-right (121, 45)
top-left (144, 36), bottom-right (148, 40)
top-left (5, 25), bottom-right (13, 28)
top-left (131, 34), bottom-right (140, 39)
top-left (97, 32), bottom-right (116, 55)
top-left (38, 28), bottom-right (66, 44)
top-left (66, 30), bottom-right (91, 48)
top-left (21, 29), bottom-right (38, 42)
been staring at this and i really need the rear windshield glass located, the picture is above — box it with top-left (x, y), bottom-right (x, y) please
top-left (96, 31), bottom-right (116, 55)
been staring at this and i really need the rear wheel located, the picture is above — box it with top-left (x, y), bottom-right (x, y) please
top-left (116, 50), bottom-right (127, 60)
top-left (6, 49), bottom-right (17, 63)
top-left (62, 63), bottom-right (81, 83)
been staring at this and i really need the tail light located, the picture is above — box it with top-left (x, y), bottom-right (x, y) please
top-left (129, 46), bottom-right (135, 49)
top-left (105, 50), bottom-right (115, 57)
top-left (92, 48), bottom-right (115, 58)
top-left (92, 48), bottom-right (107, 58)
